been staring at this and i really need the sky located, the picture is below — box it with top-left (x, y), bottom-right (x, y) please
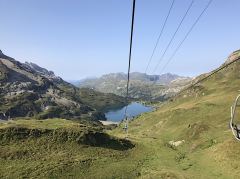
top-left (0, 0), bottom-right (240, 80)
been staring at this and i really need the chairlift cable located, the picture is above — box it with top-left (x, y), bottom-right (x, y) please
top-left (152, 0), bottom-right (195, 74)
top-left (145, 0), bottom-right (175, 74)
top-left (123, 0), bottom-right (136, 136)
top-left (159, 0), bottom-right (213, 74)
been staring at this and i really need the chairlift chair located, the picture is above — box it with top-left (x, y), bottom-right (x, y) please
top-left (123, 115), bottom-right (129, 131)
top-left (230, 94), bottom-right (240, 141)
top-left (123, 121), bottom-right (128, 132)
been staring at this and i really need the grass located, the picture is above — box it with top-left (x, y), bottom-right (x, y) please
top-left (0, 119), bottom-right (136, 178)
top-left (0, 118), bottom-right (80, 129)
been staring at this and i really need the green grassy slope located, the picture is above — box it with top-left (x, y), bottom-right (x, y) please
top-left (110, 57), bottom-right (240, 178)
top-left (0, 119), bottom-right (134, 178)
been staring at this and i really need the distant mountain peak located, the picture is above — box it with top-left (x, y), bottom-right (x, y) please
top-left (0, 49), bottom-right (8, 58)
top-left (0, 50), bottom-right (15, 61)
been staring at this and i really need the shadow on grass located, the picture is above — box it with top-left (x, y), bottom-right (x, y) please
top-left (0, 127), bottom-right (135, 151)
top-left (82, 132), bottom-right (135, 151)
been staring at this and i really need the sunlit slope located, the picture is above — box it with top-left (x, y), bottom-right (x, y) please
top-left (111, 55), bottom-right (240, 178)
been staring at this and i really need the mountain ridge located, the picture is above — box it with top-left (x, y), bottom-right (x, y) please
top-left (76, 72), bottom-right (192, 100)
top-left (0, 50), bottom-right (126, 120)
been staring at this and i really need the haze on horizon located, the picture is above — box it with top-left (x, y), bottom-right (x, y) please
top-left (0, 0), bottom-right (239, 80)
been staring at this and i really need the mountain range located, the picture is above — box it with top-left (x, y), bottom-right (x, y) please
top-left (77, 72), bottom-right (192, 100)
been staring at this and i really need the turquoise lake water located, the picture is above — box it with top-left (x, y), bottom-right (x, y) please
top-left (105, 102), bottom-right (153, 122)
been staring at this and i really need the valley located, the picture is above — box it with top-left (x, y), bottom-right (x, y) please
top-left (0, 50), bottom-right (240, 178)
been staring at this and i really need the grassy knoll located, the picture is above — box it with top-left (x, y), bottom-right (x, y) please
top-left (0, 119), bottom-right (135, 178)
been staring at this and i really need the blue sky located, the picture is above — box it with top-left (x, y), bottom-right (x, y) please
top-left (0, 0), bottom-right (239, 80)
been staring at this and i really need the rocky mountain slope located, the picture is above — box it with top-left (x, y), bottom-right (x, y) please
top-left (0, 50), bottom-right (126, 120)
top-left (77, 72), bottom-right (192, 101)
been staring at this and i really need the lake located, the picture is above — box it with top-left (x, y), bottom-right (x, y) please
top-left (105, 102), bottom-right (153, 122)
